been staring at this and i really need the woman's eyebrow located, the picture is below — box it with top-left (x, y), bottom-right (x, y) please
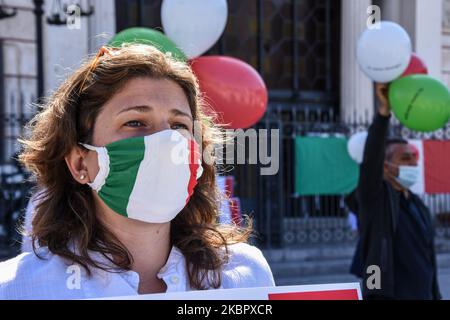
top-left (170, 108), bottom-right (193, 121)
top-left (117, 105), bottom-right (153, 115)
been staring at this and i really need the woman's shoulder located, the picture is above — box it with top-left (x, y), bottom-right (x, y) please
top-left (0, 251), bottom-right (44, 283)
top-left (221, 242), bottom-right (275, 289)
top-left (225, 242), bottom-right (269, 265)
top-left (0, 249), bottom-right (76, 299)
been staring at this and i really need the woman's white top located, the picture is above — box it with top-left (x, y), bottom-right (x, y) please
top-left (0, 242), bottom-right (275, 299)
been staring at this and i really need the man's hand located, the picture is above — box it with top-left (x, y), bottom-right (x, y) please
top-left (375, 83), bottom-right (391, 117)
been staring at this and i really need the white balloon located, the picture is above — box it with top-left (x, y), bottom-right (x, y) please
top-left (347, 131), bottom-right (368, 164)
top-left (357, 21), bottom-right (412, 83)
top-left (161, 0), bottom-right (228, 59)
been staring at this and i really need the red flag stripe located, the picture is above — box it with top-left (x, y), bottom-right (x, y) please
top-left (424, 140), bottom-right (450, 194)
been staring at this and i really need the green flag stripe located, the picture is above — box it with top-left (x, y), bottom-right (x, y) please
top-left (99, 136), bottom-right (146, 217)
top-left (295, 136), bottom-right (359, 196)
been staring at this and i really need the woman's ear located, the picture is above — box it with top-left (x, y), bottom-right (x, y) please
top-left (65, 146), bottom-right (90, 184)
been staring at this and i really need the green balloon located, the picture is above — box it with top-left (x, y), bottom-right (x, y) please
top-left (389, 74), bottom-right (450, 132)
top-left (108, 27), bottom-right (187, 62)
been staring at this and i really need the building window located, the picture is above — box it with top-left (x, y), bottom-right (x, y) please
top-left (115, 0), bottom-right (341, 105)
top-left (115, 0), bottom-right (163, 31)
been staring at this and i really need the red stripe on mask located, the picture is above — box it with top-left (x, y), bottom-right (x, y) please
top-left (186, 139), bottom-right (201, 205)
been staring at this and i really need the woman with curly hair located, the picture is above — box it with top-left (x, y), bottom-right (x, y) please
top-left (0, 44), bottom-right (274, 299)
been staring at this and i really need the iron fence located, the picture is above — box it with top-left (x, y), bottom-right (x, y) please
top-left (0, 37), bottom-right (35, 249)
top-left (232, 103), bottom-right (450, 248)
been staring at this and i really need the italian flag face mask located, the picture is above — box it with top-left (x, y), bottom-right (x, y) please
top-left (80, 129), bottom-right (203, 223)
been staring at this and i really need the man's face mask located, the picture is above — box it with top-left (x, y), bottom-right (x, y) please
top-left (80, 129), bottom-right (203, 223)
top-left (387, 162), bottom-right (419, 190)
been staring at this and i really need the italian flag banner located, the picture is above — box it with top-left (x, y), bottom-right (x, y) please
top-left (295, 137), bottom-right (450, 196)
top-left (295, 137), bottom-right (359, 196)
top-left (409, 139), bottom-right (450, 194)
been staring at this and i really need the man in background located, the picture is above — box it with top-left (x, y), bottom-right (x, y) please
top-left (356, 83), bottom-right (441, 300)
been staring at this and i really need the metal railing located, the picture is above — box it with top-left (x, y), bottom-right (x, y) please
top-left (0, 161), bottom-right (32, 247)
top-left (0, 37), bottom-right (36, 250)
top-left (232, 103), bottom-right (450, 248)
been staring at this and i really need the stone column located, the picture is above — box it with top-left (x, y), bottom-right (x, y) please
top-left (87, 0), bottom-right (116, 52)
top-left (340, 0), bottom-right (374, 125)
top-left (43, 0), bottom-right (116, 92)
top-left (382, 0), bottom-right (443, 80)
top-left (415, 0), bottom-right (442, 80)
top-left (43, 1), bottom-right (89, 93)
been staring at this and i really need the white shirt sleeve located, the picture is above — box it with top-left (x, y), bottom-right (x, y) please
top-left (221, 242), bottom-right (275, 289)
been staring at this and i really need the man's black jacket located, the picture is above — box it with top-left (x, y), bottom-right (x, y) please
top-left (357, 113), bottom-right (441, 300)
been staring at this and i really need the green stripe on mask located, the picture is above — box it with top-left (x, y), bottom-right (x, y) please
top-left (98, 136), bottom-right (146, 217)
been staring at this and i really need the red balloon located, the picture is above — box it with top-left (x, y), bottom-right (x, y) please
top-left (190, 56), bottom-right (268, 129)
top-left (401, 53), bottom-right (428, 77)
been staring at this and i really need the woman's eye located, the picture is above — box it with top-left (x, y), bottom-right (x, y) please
top-left (172, 123), bottom-right (189, 130)
top-left (125, 120), bottom-right (144, 127)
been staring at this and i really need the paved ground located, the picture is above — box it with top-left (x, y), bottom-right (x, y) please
top-left (438, 267), bottom-right (450, 299)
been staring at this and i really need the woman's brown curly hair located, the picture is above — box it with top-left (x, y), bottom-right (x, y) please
top-left (18, 44), bottom-right (251, 290)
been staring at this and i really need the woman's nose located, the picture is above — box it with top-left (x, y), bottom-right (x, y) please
top-left (148, 122), bottom-right (171, 135)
